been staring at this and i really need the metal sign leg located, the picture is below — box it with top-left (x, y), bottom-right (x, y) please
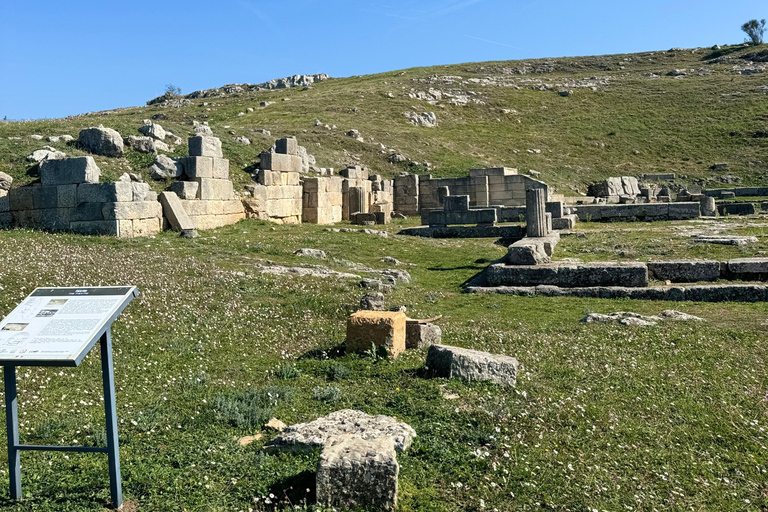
top-left (3, 365), bottom-right (21, 499)
top-left (100, 332), bottom-right (122, 509)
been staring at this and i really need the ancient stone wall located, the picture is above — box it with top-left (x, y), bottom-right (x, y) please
top-left (302, 176), bottom-right (343, 224)
top-left (573, 202), bottom-right (700, 222)
top-left (243, 138), bottom-right (304, 224)
top-left (0, 156), bottom-right (162, 237)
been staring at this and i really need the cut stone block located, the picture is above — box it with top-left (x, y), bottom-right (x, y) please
top-left (160, 191), bottom-right (195, 232)
top-left (347, 310), bottom-right (406, 359)
top-left (275, 137), bottom-right (298, 155)
top-left (40, 156), bottom-right (101, 186)
top-left (485, 261), bottom-right (648, 288)
top-left (316, 436), bottom-right (399, 512)
top-left (506, 237), bottom-right (554, 265)
top-left (69, 220), bottom-right (119, 236)
top-left (188, 136), bottom-right (223, 158)
top-left (195, 178), bottom-right (234, 200)
top-left (426, 344), bottom-right (519, 386)
top-left (265, 409), bottom-right (416, 453)
top-left (552, 214), bottom-right (577, 230)
top-left (131, 182), bottom-right (151, 201)
top-left (8, 188), bottom-right (34, 211)
top-left (428, 208), bottom-right (496, 227)
top-left (212, 157), bottom-right (230, 179)
top-left (719, 203), bottom-right (755, 216)
top-left (260, 152), bottom-right (302, 173)
top-left (406, 322), bottom-right (441, 349)
top-left (181, 156), bottom-right (214, 179)
top-left (444, 195), bottom-right (470, 212)
top-left (77, 182), bottom-right (133, 204)
top-left (169, 181), bottom-right (199, 200)
top-left (647, 260), bottom-right (721, 282)
top-left (102, 201), bottom-right (162, 221)
top-left (728, 258), bottom-right (768, 277)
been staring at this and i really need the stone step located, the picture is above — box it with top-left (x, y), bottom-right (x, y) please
top-left (485, 261), bottom-right (648, 288)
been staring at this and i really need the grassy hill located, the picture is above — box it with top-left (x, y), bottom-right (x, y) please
top-left (1, 43), bottom-right (768, 196)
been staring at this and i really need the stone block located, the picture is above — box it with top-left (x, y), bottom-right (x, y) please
top-left (160, 192), bottom-right (195, 232)
top-left (316, 437), bottom-right (399, 512)
top-left (8, 187), bottom-right (35, 211)
top-left (77, 182), bottom-right (133, 204)
top-left (132, 217), bottom-right (162, 237)
top-left (195, 178), bottom-right (234, 200)
top-left (181, 156), bottom-right (214, 179)
top-left (69, 220), bottom-right (119, 236)
top-left (57, 185), bottom-right (77, 208)
top-left (212, 157), bottom-right (230, 179)
top-left (103, 201), bottom-right (162, 221)
top-left (0, 195), bottom-right (9, 213)
top-left (506, 239), bottom-right (551, 265)
top-left (275, 137), bottom-right (298, 155)
top-left (0, 212), bottom-right (12, 227)
top-left (261, 152), bottom-right (302, 173)
top-left (351, 212), bottom-right (377, 225)
top-left (131, 183), bottom-right (151, 202)
top-left (281, 172), bottom-right (300, 187)
top-left (406, 322), bottom-right (441, 349)
top-left (485, 261), bottom-right (648, 288)
top-left (647, 260), bottom-right (721, 282)
top-left (428, 209), bottom-right (497, 227)
top-left (169, 181), bottom-right (199, 200)
top-left (444, 195), bottom-right (470, 212)
top-left (552, 215), bottom-right (577, 230)
top-left (346, 310), bottom-right (406, 359)
top-left (32, 186), bottom-right (59, 209)
top-left (73, 202), bottom-right (105, 221)
top-left (117, 219), bottom-right (133, 238)
top-left (719, 203), bottom-right (755, 216)
top-left (426, 344), bottom-right (518, 386)
top-left (188, 136), bottom-right (223, 158)
top-left (40, 156), bottom-right (101, 186)
top-left (728, 258), bottom-right (768, 277)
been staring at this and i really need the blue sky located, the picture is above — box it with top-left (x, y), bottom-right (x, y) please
top-left (1, 1), bottom-right (765, 120)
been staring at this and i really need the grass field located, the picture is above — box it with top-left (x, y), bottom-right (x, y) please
top-left (1, 44), bottom-right (767, 197)
top-left (0, 217), bottom-right (766, 511)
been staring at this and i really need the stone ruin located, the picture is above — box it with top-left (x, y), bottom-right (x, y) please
top-left (0, 156), bottom-right (162, 237)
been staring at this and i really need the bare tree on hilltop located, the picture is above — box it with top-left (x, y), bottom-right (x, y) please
top-left (741, 19), bottom-right (766, 45)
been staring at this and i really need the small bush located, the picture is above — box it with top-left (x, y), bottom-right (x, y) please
top-left (214, 386), bottom-right (293, 428)
top-left (313, 386), bottom-right (341, 403)
top-left (326, 363), bottom-right (350, 381)
top-left (742, 19), bottom-right (766, 45)
top-left (276, 364), bottom-right (300, 380)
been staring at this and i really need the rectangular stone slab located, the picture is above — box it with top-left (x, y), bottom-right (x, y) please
top-left (426, 344), bottom-right (518, 386)
top-left (485, 261), bottom-right (648, 288)
top-left (647, 260), bottom-right (721, 282)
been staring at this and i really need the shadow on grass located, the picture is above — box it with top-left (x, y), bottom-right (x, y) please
top-left (266, 469), bottom-right (316, 508)
top-left (298, 343), bottom-right (346, 361)
top-left (701, 45), bottom-right (748, 61)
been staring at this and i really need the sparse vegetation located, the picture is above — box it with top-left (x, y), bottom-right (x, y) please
top-left (742, 19), bottom-right (766, 45)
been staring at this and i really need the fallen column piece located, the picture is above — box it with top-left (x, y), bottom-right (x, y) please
top-left (426, 344), bottom-right (519, 386)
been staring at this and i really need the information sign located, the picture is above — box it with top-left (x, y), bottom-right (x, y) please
top-left (0, 286), bottom-right (137, 508)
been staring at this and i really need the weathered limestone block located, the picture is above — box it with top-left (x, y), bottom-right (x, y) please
top-left (195, 178), bottom-right (234, 200)
top-left (181, 156), bottom-right (214, 179)
top-left (212, 158), bottom-right (230, 180)
top-left (8, 188), bottom-right (34, 211)
top-left (73, 202), bottom-right (105, 221)
top-left (40, 156), bottom-right (100, 186)
top-left (275, 137), bottom-right (298, 155)
top-left (316, 437), bottom-right (399, 512)
top-left (426, 344), bottom-right (519, 386)
top-left (647, 260), bottom-right (721, 282)
top-left (125, 135), bottom-right (156, 154)
top-left (69, 220), bottom-right (119, 236)
top-left (132, 217), bottom-right (162, 237)
top-left (347, 310), bottom-right (406, 359)
top-left (719, 203), bottom-right (755, 216)
top-left (260, 152), bottom-right (302, 173)
top-left (131, 182), bottom-right (151, 201)
top-left (552, 214), bottom-right (577, 230)
top-left (31, 186), bottom-right (59, 210)
top-left (77, 182), bottom-right (133, 204)
top-left (445, 195), bottom-right (470, 211)
top-left (78, 126), bottom-right (124, 157)
top-left (485, 261), bottom-right (648, 288)
top-left (728, 258), bottom-right (768, 277)
top-left (352, 212), bottom-right (378, 225)
top-left (0, 172), bottom-right (12, 191)
top-left (160, 192), bottom-right (195, 232)
top-left (266, 409), bottom-right (416, 453)
top-left (428, 209), bottom-right (496, 227)
top-left (103, 201), bottom-right (162, 221)
top-left (340, 166), bottom-right (369, 180)
top-left (349, 186), bottom-right (366, 215)
top-left (170, 181), bottom-right (199, 200)
top-left (506, 239), bottom-right (551, 265)
top-left (0, 195), bottom-right (9, 213)
top-left (188, 136), bottom-right (222, 158)
top-left (406, 322), bottom-right (441, 349)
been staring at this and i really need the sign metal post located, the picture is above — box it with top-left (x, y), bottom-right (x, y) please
top-left (0, 286), bottom-right (138, 508)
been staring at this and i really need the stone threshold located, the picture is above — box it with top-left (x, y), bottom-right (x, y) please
top-left (465, 283), bottom-right (768, 302)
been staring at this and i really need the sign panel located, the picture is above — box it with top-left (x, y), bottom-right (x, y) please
top-left (0, 287), bottom-right (137, 366)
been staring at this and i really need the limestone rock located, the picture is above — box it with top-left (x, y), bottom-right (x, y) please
top-left (388, 153), bottom-right (407, 164)
top-left (193, 121), bottom-right (213, 135)
top-left (126, 135), bottom-right (156, 154)
top-left (316, 436), bottom-right (399, 512)
top-left (0, 172), bottom-right (12, 191)
top-left (234, 136), bottom-right (251, 145)
top-left (406, 322), bottom-right (441, 349)
top-left (360, 292), bottom-right (385, 311)
top-left (580, 312), bottom-right (661, 326)
top-left (294, 248), bottom-right (326, 259)
top-left (659, 310), bottom-right (704, 321)
top-left (150, 154), bottom-right (182, 180)
top-left (27, 147), bottom-right (66, 163)
top-left (78, 125), bottom-right (124, 157)
top-left (405, 111), bottom-right (438, 127)
top-left (138, 121), bottom-right (167, 140)
top-left (265, 418), bottom-right (287, 431)
top-left (266, 409), bottom-right (416, 453)
top-left (426, 345), bottom-right (519, 386)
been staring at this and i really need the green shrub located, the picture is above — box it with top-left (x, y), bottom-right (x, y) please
top-left (214, 386), bottom-right (293, 428)
top-left (326, 363), bottom-right (350, 381)
top-left (276, 363), bottom-right (300, 380)
top-left (312, 386), bottom-right (341, 403)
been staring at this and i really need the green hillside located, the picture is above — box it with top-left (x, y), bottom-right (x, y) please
top-left (2, 44), bottom-right (767, 195)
